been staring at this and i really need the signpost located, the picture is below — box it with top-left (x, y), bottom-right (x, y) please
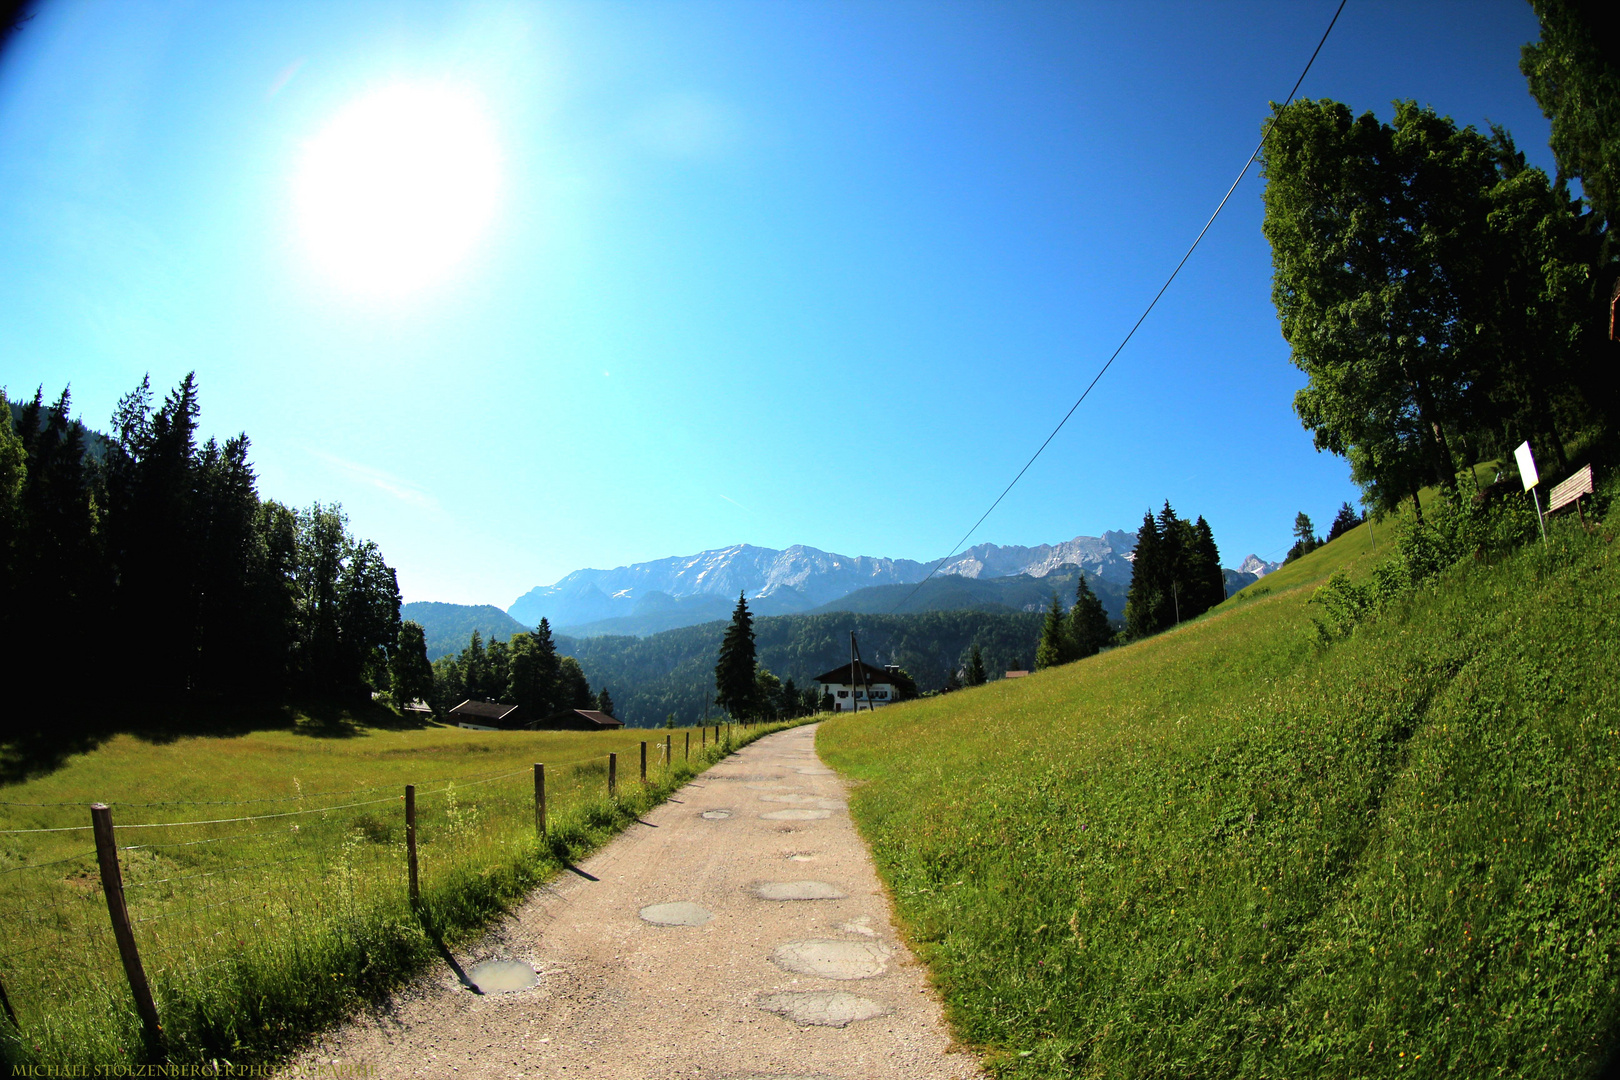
top-left (1515, 440), bottom-right (1547, 543)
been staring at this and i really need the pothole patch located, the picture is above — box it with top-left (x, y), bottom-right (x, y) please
top-left (793, 767), bottom-right (835, 776)
top-left (751, 880), bottom-right (846, 901)
top-left (465, 959), bottom-right (538, 994)
top-left (639, 901), bottom-right (714, 926)
top-left (759, 793), bottom-right (816, 803)
top-left (835, 915), bottom-right (877, 936)
top-left (758, 990), bottom-right (888, 1028)
top-left (771, 939), bottom-right (892, 980)
top-left (782, 851), bottom-right (816, 862)
top-left (761, 809), bottom-right (831, 821)
top-left (701, 809), bottom-right (733, 820)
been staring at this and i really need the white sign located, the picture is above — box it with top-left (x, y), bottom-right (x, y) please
top-left (1514, 440), bottom-right (1539, 491)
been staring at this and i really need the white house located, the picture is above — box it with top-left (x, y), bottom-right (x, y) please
top-left (813, 660), bottom-right (904, 712)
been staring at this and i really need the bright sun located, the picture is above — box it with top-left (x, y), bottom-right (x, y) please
top-left (295, 84), bottom-right (501, 297)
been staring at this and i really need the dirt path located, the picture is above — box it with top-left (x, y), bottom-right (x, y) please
top-left (286, 723), bottom-right (984, 1079)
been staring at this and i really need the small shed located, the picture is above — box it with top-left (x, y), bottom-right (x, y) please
top-left (449, 699), bottom-right (524, 731)
top-left (1004, 670), bottom-right (1030, 680)
top-left (527, 709), bottom-right (624, 731)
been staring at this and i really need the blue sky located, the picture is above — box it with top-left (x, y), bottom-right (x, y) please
top-left (0, 0), bottom-right (1553, 607)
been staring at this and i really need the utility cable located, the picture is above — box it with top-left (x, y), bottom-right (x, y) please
top-left (887, 0), bottom-right (1347, 616)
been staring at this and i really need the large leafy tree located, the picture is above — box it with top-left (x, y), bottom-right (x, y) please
top-left (1262, 99), bottom-right (1595, 513)
top-left (714, 591), bottom-right (759, 718)
top-left (390, 621), bottom-right (435, 706)
top-left (1521, 0), bottom-right (1620, 246)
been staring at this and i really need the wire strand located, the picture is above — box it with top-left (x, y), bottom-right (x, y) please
top-left (886, 0), bottom-right (1347, 616)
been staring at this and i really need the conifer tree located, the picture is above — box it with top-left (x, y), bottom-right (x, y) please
top-left (1035, 593), bottom-right (1069, 670)
top-left (1187, 516), bottom-right (1226, 617)
top-left (596, 687), bottom-right (614, 717)
top-left (967, 644), bottom-right (988, 686)
top-left (1067, 573), bottom-right (1111, 659)
top-left (1124, 509), bottom-right (1164, 640)
top-left (714, 591), bottom-right (759, 718)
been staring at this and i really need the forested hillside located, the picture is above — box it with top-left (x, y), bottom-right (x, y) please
top-left (0, 377), bottom-right (413, 749)
top-left (557, 610), bottom-right (1044, 728)
top-left (402, 601), bottom-right (529, 659)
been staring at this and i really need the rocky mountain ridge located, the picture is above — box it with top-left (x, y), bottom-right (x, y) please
top-left (508, 533), bottom-right (1151, 634)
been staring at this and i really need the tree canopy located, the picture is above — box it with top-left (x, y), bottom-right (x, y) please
top-left (1261, 99), bottom-right (1600, 514)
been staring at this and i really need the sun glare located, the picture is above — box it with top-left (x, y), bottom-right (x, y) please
top-left (295, 84), bottom-right (501, 297)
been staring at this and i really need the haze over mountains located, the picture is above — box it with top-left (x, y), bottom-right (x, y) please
top-left (503, 532), bottom-right (1279, 639)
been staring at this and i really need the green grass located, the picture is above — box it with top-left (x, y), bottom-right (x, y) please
top-left (818, 493), bottom-right (1620, 1078)
top-left (0, 717), bottom-right (792, 1068)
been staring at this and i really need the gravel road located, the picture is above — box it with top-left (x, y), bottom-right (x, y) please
top-left (284, 723), bottom-right (984, 1080)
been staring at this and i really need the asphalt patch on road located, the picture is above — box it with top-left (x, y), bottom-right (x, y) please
top-left (639, 901), bottom-right (714, 926)
top-left (751, 880), bottom-right (846, 901)
top-left (761, 809), bottom-right (832, 821)
top-left (465, 959), bottom-right (538, 994)
top-left (771, 939), bottom-right (893, 980)
top-left (758, 991), bottom-right (888, 1028)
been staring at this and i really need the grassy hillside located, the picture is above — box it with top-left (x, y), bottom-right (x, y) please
top-left (0, 712), bottom-right (789, 1068)
top-left (818, 492), bottom-right (1619, 1078)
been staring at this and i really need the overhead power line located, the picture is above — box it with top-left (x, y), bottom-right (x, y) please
top-left (887, 0), bottom-right (1347, 617)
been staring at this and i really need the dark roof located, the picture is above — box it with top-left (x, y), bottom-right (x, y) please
top-left (449, 699), bottom-right (521, 721)
top-left (812, 659), bottom-right (897, 686)
top-left (529, 709), bottom-right (624, 730)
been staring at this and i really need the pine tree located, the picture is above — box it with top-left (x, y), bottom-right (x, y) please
top-left (595, 687), bottom-right (614, 717)
top-left (1035, 593), bottom-right (1069, 670)
top-left (461, 630), bottom-right (487, 700)
top-left (714, 591), bottom-right (759, 718)
top-left (1124, 509), bottom-right (1164, 640)
top-left (508, 617), bottom-right (561, 717)
top-left (967, 644), bottom-right (988, 686)
top-left (1286, 512), bottom-right (1320, 563)
top-left (1326, 501), bottom-right (1363, 541)
top-left (1187, 515), bottom-right (1226, 618)
top-left (1067, 573), bottom-right (1111, 659)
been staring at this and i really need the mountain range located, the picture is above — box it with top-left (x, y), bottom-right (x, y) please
top-left (505, 532), bottom-right (1279, 638)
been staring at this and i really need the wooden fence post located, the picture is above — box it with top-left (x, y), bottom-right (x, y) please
top-left (665, 734), bottom-right (672, 771)
top-left (405, 785), bottom-right (419, 907)
top-left (640, 741), bottom-right (647, 784)
top-left (685, 731), bottom-right (691, 761)
top-left (608, 753), bottom-right (617, 798)
top-left (90, 803), bottom-right (162, 1054)
top-left (0, 972), bottom-right (17, 1032)
top-left (534, 763), bottom-right (546, 838)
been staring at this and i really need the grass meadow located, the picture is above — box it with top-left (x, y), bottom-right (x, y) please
top-left (0, 716), bottom-right (789, 1068)
top-left (819, 492), bottom-right (1620, 1078)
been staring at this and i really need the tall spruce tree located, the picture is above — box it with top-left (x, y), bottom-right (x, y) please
top-left (714, 591), bottom-right (759, 718)
top-left (1035, 593), bottom-right (1070, 670)
top-left (595, 687), bottom-right (615, 717)
top-left (1188, 516), bottom-right (1226, 617)
top-left (1067, 573), bottom-right (1111, 659)
top-left (1124, 509), bottom-right (1164, 640)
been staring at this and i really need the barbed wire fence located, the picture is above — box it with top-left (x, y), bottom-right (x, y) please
top-left (0, 718), bottom-right (771, 1063)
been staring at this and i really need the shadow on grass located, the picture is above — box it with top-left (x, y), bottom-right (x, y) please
top-left (0, 695), bottom-right (437, 785)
